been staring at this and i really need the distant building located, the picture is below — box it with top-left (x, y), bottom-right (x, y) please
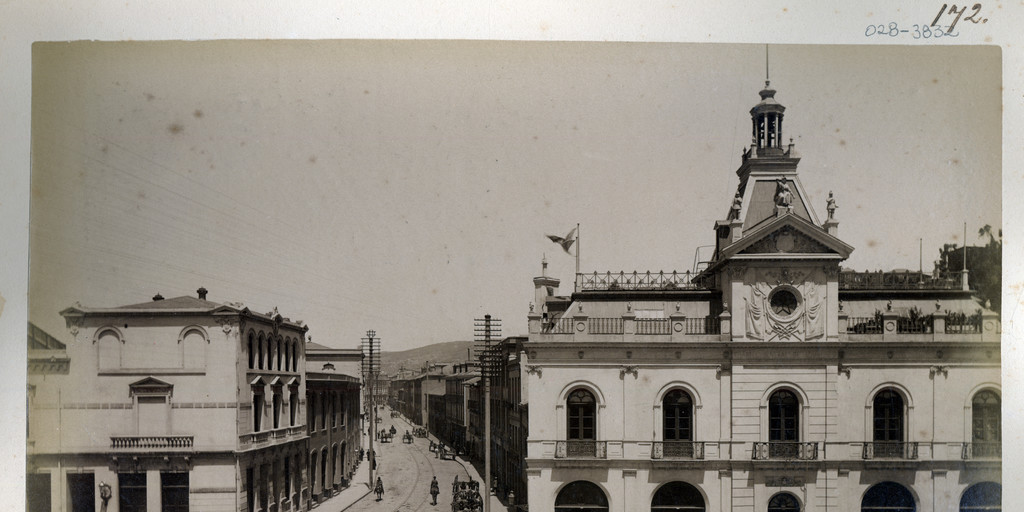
top-left (28, 289), bottom-right (311, 512)
top-left (444, 363), bottom-right (479, 454)
top-left (524, 82), bottom-right (1001, 512)
top-left (488, 336), bottom-right (528, 510)
top-left (303, 343), bottom-right (361, 507)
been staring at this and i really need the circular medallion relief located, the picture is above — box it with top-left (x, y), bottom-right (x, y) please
top-left (769, 289), bottom-right (799, 317)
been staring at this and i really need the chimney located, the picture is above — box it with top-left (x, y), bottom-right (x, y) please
top-left (197, 287), bottom-right (208, 300)
top-left (152, 293), bottom-right (164, 301)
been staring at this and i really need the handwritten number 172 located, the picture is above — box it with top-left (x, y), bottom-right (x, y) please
top-left (931, 4), bottom-right (987, 32)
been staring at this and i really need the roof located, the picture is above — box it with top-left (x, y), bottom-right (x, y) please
top-left (117, 295), bottom-right (224, 310)
top-left (28, 322), bottom-right (66, 350)
top-left (60, 294), bottom-right (308, 331)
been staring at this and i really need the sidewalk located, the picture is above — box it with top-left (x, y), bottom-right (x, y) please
top-left (313, 434), bottom-right (372, 512)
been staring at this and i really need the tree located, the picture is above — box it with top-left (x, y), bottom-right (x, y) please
top-left (938, 226), bottom-right (1001, 313)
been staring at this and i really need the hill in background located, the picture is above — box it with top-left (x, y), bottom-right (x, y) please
top-left (380, 339), bottom-right (476, 376)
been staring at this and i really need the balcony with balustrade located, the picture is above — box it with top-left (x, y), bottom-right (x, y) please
top-left (962, 442), bottom-right (1001, 459)
top-left (555, 440), bottom-right (607, 459)
top-left (652, 441), bottom-right (704, 460)
top-left (752, 441), bottom-right (819, 461)
top-left (110, 435), bottom-right (194, 451)
top-left (862, 441), bottom-right (919, 460)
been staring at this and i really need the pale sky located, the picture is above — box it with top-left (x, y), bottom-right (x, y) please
top-left (29, 42), bottom-right (1001, 351)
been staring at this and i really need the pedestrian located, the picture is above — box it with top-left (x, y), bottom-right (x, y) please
top-left (452, 475), bottom-right (459, 494)
top-left (374, 477), bottom-right (384, 501)
top-left (430, 476), bottom-right (440, 505)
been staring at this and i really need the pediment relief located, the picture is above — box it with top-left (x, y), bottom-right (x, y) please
top-left (739, 226), bottom-right (835, 255)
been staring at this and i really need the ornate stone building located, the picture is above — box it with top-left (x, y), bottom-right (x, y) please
top-left (28, 289), bottom-right (311, 512)
top-left (524, 83), bottom-right (1000, 512)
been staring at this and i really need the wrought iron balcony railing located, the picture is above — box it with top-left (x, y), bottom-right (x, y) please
top-left (752, 442), bottom-right (818, 460)
top-left (652, 441), bottom-right (705, 459)
top-left (575, 271), bottom-right (711, 292)
top-left (863, 441), bottom-right (919, 460)
top-left (962, 442), bottom-right (1001, 459)
top-left (111, 435), bottom-right (194, 450)
top-left (839, 270), bottom-right (963, 290)
top-left (555, 440), bottom-right (607, 459)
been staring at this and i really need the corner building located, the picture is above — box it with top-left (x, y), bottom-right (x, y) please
top-left (28, 289), bottom-right (312, 512)
top-left (524, 83), bottom-right (1001, 512)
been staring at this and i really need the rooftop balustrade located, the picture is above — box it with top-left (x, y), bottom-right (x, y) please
top-left (539, 316), bottom-right (721, 337)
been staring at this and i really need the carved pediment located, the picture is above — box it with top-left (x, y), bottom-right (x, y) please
top-left (739, 225), bottom-right (835, 255)
top-left (128, 377), bottom-right (173, 397)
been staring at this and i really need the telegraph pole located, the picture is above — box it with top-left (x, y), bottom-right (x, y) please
top-left (361, 330), bottom-right (381, 488)
top-left (475, 315), bottom-right (501, 512)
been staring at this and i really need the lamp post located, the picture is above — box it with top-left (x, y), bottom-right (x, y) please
top-left (362, 330), bottom-right (380, 488)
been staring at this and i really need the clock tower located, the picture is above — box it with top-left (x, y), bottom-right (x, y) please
top-left (703, 82), bottom-right (853, 342)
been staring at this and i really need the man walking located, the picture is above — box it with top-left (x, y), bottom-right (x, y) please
top-left (430, 476), bottom-right (440, 505)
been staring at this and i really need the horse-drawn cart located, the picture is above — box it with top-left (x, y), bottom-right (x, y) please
top-left (451, 479), bottom-right (483, 512)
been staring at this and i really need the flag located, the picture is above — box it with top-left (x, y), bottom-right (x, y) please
top-left (546, 226), bottom-right (577, 255)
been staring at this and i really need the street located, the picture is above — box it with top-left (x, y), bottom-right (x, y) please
top-left (347, 409), bottom-right (477, 512)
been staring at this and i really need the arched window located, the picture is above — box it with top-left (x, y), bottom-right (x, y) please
top-left (292, 344), bottom-right (298, 372)
top-left (257, 334), bottom-right (265, 370)
top-left (276, 338), bottom-right (283, 370)
top-left (567, 389), bottom-right (596, 440)
top-left (768, 492), bottom-right (800, 512)
top-left (862, 482), bottom-right (915, 512)
top-left (252, 391), bottom-right (264, 432)
top-left (768, 390), bottom-right (798, 457)
top-left (320, 447), bottom-right (328, 492)
top-left (267, 339), bottom-right (274, 371)
top-left (248, 333), bottom-right (255, 369)
top-left (651, 481), bottom-right (704, 511)
top-left (960, 482), bottom-right (1000, 512)
top-left (972, 391), bottom-right (1000, 457)
top-left (663, 390), bottom-right (693, 441)
top-left (555, 481), bottom-right (608, 512)
top-left (873, 389), bottom-right (904, 457)
top-left (284, 340), bottom-right (291, 373)
top-left (309, 452), bottom-right (318, 494)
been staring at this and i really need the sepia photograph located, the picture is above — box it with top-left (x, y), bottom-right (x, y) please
top-left (23, 38), bottom-right (1005, 512)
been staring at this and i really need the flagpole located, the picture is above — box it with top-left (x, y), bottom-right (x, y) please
top-left (575, 223), bottom-right (580, 276)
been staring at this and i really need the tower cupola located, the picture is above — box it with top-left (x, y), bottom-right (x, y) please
top-left (750, 81), bottom-right (786, 155)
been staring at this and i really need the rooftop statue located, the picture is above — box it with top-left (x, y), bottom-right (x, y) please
top-left (775, 180), bottom-right (794, 208)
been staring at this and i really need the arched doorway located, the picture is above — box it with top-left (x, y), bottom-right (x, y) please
top-left (862, 482), bottom-right (915, 512)
top-left (555, 481), bottom-right (608, 512)
top-left (651, 481), bottom-right (704, 511)
top-left (768, 492), bottom-right (800, 512)
top-left (960, 482), bottom-right (1000, 512)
